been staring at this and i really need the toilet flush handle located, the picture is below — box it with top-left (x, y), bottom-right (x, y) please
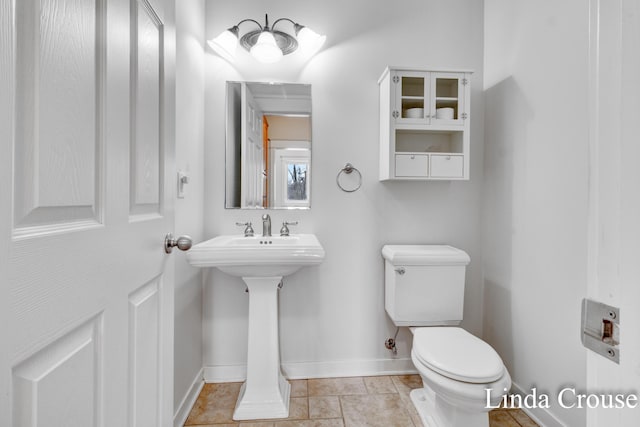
top-left (395, 267), bottom-right (406, 275)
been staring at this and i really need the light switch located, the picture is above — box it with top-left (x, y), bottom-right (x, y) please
top-left (177, 171), bottom-right (189, 199)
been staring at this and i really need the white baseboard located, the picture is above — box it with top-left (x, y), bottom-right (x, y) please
top-left (282, 358), bottom-right (417, 380)
top-left (173, 368), bottom-right (204, 427)
top-left (203, 358), bottom-right (417, 383)
top-left (510, 382), bottom-right (567, 427)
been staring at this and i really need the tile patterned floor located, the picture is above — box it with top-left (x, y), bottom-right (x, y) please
top-left (184, 375), bottom-right (538, 427)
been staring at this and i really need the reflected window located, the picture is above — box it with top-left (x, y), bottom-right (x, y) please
top-left (286, 163), bottom-right (308, 202)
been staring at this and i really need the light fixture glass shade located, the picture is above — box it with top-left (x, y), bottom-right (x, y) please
top-left (250, 31), bottom-right (283, 63)
top-left (208, 29), bottom-right (238, 62)
top-left (296, 26), bottom-right (326, 55)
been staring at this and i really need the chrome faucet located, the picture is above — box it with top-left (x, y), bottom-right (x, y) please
top-left (262, 214), bottom-right (271, 237)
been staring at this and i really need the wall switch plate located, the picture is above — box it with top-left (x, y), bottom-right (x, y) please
top-left (177, 171), bottom-right (189, 199)
top-left (581, 298), bottom-right (620, 363)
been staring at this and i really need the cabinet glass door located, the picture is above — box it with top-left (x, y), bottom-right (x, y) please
top-left (430, 73), bottom-right (466, 125)
top-left (394, 71), bottom-right (430, 124)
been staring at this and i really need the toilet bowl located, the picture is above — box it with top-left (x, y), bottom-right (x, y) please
top-left (381, 245), bottom-right (511, 427)
top-left (409, 327), bottom-right (511, 427)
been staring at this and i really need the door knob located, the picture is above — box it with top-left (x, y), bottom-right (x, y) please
top-left (164, 233), bottom-right (192, 254)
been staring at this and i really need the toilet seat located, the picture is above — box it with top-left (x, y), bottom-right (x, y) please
top-left (413, 327), bottom-right (504, 383)
top-left (411, 347), bottom-right (512, 415)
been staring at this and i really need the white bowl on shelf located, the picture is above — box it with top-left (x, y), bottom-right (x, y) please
top-left (436, 107), bottom-right (455, 119)
top-left (405, 108), bottom-right (424, 119)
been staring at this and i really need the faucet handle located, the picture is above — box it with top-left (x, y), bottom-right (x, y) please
top-left (235, 221), bottom-right (254, 237)
top-left (280, 221), bottom-right (298, 236)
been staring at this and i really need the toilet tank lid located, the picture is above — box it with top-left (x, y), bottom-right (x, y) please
top-left (382, 245), bottom-right (470, 266)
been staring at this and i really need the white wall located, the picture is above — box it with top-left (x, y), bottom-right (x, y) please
top-left (203, 0), bottom-right (485, 379)
top-left (174, 0), bottom-right (205, 415)
top-left (483, 1), bottom-right (588, 426)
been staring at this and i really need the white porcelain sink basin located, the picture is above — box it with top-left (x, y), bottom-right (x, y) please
top-left (187, 233), bottom-right (325, 420)
top-left (187, 234), bottom-right (325, 277)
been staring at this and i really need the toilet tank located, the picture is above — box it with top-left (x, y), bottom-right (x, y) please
top-left (382, 245), bottom-right (470, 327)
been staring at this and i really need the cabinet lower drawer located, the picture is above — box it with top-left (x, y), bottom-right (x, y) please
top-left (395, 154), bottom-right (428, 177)
top-left (430, 154), bottom-right (464, 178)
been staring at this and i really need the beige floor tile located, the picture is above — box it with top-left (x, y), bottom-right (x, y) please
top-left (308, 377), bottom-right (367, 396)
top-left (364, 376), bottom-right (398, 394)
top-left (188, 424), bottom-right (238, 427)
top-left (290, 379), bottom-right (309, 397)
top-left (390, 373), bottom-right (423, 425)
top-left (507, 408), bottom-right (539, 426)
top-left (240, 422), bottom-right (275, 427)
top-left (406, 408), bottom-right (422, 427)
top-left (184, 382), bottom-right (242, 425)
top-left (394, 388), bottom-right (422, 427)
top-left (340, 394), bottom-right (415, 427)
top-left (489, 410), bottom-right (521, 427)
top-left (309, 396), bottom-right (342, 419)
top-left (288, 397), bottom-right (310, 420)
top-left (274, 420), bottom-right (344, 427)
top-left (248, 397), bottom-right (309, 423)
top-left (183, 377), bottom-right (539, 427)
top-left (391, 375), bottom-right (423, 395)
top-left (187, 421), bottom-right (275, 426)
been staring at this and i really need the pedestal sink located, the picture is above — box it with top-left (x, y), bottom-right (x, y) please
top-left (187, 234), bottom-right (325, 420)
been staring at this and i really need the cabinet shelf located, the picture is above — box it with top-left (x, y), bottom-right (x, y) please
top-left (395, 129), bottom-right (464, 154)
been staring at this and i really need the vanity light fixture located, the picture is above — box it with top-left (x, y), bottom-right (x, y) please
top-left (208, 14), bottom-right (326, 64)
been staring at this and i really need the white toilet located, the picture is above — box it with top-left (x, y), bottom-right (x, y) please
top-left (382, 245), bottom-right (511, 427)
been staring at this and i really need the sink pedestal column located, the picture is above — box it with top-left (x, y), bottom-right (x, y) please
top-left (233, 276), bottom-right (290, 420)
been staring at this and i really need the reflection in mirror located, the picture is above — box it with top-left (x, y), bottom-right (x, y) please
top-left (225, 82), bottom-right (312, 209)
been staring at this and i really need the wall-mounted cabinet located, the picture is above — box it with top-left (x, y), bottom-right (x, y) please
top-left (379, 67), bottom-right (472, 180)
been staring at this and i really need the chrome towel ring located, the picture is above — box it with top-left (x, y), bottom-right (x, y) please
top-left (336, 163), bottom-right (362, 193)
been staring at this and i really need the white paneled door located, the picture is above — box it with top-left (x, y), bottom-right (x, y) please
top-left (0, 0), bottom-right (176, 426)
top-left (240, 83), bottom-right (264, 208)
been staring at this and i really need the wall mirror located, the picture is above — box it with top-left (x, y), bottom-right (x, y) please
top-left (225, 81), bottom-right (312, 209)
